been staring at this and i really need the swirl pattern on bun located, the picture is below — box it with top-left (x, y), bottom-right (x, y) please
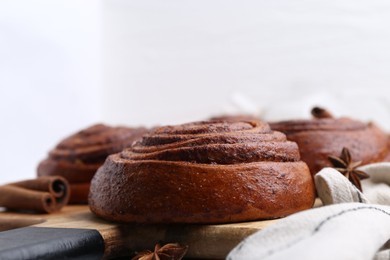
top-left (89, 120), bottom-right (315, 223)
top-left (38, 124), bottom-right (147, 204)
top-left (270, 107), bottom-right (389, 175)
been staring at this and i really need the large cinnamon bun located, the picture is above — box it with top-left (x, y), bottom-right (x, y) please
top-left (37, 124), bottom-right (147, 204)
top-left (89, 120), bottom-right (315, 224)
top-left (270, 107), bottom-right (389, 175)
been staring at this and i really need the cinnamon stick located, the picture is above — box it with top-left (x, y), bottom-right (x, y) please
top-left (311, 107), bottom-right (333, 119)
top-left (0, 176), bottom-right (70, 213)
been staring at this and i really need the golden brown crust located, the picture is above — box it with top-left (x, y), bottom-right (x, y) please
top-left (89, 120), bottom-right (315, 223)
top-left (270, 117), bottom-right (389, 175)
top-left (37, 124), bottom-right (148, 204)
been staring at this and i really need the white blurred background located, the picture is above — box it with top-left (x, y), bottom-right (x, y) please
top-left (2, 0), bottom-right (390, 184)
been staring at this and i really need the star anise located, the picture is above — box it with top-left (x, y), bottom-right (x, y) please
top-left (132, 243), bottom-right (188, 260)
top-left (328, 147), bottom-right (369, 191)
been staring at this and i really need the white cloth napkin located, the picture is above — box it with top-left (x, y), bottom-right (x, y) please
top-left (228, 162), bottom-right (390, 260)
top-left (315, 163), bottom-right (390, 206)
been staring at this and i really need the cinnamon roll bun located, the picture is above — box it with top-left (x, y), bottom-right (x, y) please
top-left (209, 114), bottom-right (261, 123)
top-left (89, 120), bottom-right (315, 223)
top-left (37, 124), bottom-right (147, 204)
top-left (270, 107), bottom-right (389, 175)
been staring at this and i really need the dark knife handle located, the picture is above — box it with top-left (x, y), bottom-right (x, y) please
top-left (0, 227), bottom-right (104, 260)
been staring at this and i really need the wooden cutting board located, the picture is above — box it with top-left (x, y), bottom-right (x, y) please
top-left (0, 205), bottom-right (279, 259)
